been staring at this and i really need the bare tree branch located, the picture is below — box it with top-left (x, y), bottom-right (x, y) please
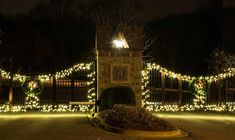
top-left (88, 0), bottom-right (140, 26)
top-left (209, 48), bottom-right (235, 74)
top-left (141, 27), bottom-right (157, 63)
top-left (224, 54), bottom-right (235, 68)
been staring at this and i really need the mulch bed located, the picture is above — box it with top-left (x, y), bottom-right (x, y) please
top-left (94, 104), bottom-right (177, 131)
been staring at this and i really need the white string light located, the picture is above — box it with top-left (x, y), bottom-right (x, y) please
top-left (142, 63), bottom-right (235, 112)
top-left (0, 63), bottom-right (96, 112)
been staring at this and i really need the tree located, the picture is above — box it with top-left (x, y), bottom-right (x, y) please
top-left (0, 28), bottom-right (2, 45)
top-left (142, 26), bottom-right (157, 62)
top-left (29, 0), bottom-right (95, 73)
top-left (88, 0), bottom-right (156, 62)
top-left (208, 48), bottom-right (235, 74)
top-left (88, 0), bottom-right (142, 26)
top-left (208, 48), bottom-right (227, 74)
top-left (0, 28), bottom-right (5, 65)
top-left (0, 15), bottom-right (35, 109)
top-left (224, 55), bottom-right (235, 68)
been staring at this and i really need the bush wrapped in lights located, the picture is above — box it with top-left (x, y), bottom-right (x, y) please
top-left (25, 94), bottom-right (40, 110)
top-left (22, 78), bottom-right (44, 110)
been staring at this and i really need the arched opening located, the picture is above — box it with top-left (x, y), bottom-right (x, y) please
top-left (99, 86), bottom-right (136, 111)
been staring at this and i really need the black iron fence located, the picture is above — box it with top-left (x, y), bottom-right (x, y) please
top-left (0, 69), bottom-right (91, 105)
top-left (148, 69), bottom-right (235, 106)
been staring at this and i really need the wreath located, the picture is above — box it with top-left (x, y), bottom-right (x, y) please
top-left (22, 78), bottom-right (44, 95)
top-left (189, 78), bottom-right (210, 94)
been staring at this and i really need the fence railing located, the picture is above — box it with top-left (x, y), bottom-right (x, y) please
top-left (0, 70), bottom-right (91, 105)
top-left (145, 67), bottom-right (235, 111)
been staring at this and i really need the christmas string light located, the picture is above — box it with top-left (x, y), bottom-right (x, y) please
top-left (146, 63), bottom-right (235, 82)
top-left (1, 62), bottom-right (235, 112)
top-left (145, 103), bottom-right (235, 112)
top-left (55, 63), bottom-right (92, 79)
top-left (142, 63), bottom-right (235, 112)
top-left (0, 104), bottom-right (94, 113)
top-left (25, 94), bottom-right (40, 110)
top-left (0, 63), bottom-right (96, 112)
top-left (0, 63), bottom-right (93, 82)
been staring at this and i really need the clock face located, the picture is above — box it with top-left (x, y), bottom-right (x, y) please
top-left (111, 65), bottom-right (130, 83)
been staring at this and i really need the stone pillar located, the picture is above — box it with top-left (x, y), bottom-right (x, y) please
top-left (96, 26), bottom-right (144, 107)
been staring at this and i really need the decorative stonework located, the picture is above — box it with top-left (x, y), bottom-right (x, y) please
top-left (111, 64), bottom-right (130, 83)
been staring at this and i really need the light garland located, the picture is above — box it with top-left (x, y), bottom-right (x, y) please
top-left (146, 63), bottom-right (194, 81)
top-left (145, 103), bottom-right (235, 112)
top-left (0, 63), bottom-right (96, 112)
top-left (1, 103), bottom-right (234, 112)
top-left (25, 94), bottom-right (40, 110)
top-left (2, 62), bottom-right (234, 83)
top-left (13, 74), bottom-right (27, 83)
top-left (0, 104), bottom-right (94, 112)
top-left (142, 63), bottom-right (235, 112)
top-left (87, 71), bottom-right (96, 102)
top-left (141, 67), bottom-right (150, 108)
top-left (38, 74), bottom-right (52, 82)
top-left (0, 63), bottom-right (93, 82)
top-left (0, 69), bottom-right (27, 82)
top-left (146, 63), bottom-right (235, 82)
top-left (1, 61), bottom-right (235, 112)
top-left (0, 69), bottom-right (11, 79)
top-left (55, 63), bottom-right (92, 79)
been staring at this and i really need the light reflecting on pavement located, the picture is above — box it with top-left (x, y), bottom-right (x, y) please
top-left (156, 114), bottom-right (235, 121)
top-left (0, 113), bottom-right (88, 118)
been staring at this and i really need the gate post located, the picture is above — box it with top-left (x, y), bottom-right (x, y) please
top-left (224, 79), bottom-right (228, 105)
top-left (178, 79), bottom-right (183, 107)
top-left (161, 73), bottom-right (165, 104)
top-left (52, 75), bottom-right (56, 104)
top-left (9, 85), bottom-right (13, 111)
top-left (0, 81), bottom-right (1, 104)
top-left (71, 77), bottom-right (75, 102)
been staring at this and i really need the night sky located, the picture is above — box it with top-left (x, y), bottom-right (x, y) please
top-left (0, 0), bottom-right (235, 76)
top-left (0, 0), bottom-right (234, 19)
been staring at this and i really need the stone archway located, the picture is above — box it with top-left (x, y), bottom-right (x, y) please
top-left (99, 86), bottom-right (136, 111)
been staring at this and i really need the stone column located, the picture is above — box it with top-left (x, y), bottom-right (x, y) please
top-left (96, 26), bottom-right (144, 107)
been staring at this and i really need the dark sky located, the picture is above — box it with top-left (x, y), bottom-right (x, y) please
top-left (0, 0), bottom-right (235, 75)
top-left (0, 0), bottom-right (235, 20)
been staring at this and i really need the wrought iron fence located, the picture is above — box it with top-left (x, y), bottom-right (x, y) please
top-left (0, 69), bottom-right (93, 106)
top-left (147, 69), bottom-right (235, 106)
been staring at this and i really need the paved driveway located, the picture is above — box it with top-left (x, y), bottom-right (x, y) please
top-left (0, 112), bottom-right (234, 140)
top-left (156, 112), bottom-right (235, 140)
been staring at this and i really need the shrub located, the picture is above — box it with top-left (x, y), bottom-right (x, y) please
top-left (98, 104), bottom-right (176, 131)
top-left (100, 86), bottom-right (136, 111)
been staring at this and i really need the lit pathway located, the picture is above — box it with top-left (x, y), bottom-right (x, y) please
top-left (0, 112), bottom-right (235, 140)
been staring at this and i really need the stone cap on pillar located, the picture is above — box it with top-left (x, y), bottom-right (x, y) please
top-left (96, 26), bottom-right (144, 51)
